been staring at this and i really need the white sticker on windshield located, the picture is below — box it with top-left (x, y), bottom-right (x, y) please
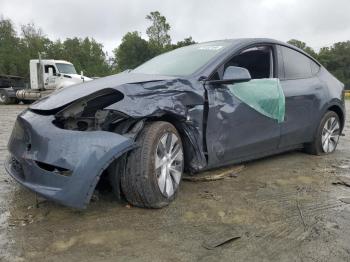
top-left (198, 45), bottom-right (223, 50)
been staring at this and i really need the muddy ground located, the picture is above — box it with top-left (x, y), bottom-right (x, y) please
top-left (0, 102), bottom-right (349, 262)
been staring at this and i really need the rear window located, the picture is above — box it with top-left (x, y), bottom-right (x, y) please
top-left (281, 46), bottom-right (314, 79)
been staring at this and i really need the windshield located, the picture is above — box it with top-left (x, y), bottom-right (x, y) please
top-left (133, 41), bottom-right (232, 76)
top-left (56, 63), bottom-right (77, 74)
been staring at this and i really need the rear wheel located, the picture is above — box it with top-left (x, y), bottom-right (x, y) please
top-left (305, 111), bottom-right (341, 155)
top-left (120, 121), bottom-right (184, 208)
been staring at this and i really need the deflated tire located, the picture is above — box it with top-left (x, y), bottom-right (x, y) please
top-left (121, 121), bottom-right (184, 208)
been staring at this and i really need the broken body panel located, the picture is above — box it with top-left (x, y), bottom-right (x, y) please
top-left (5, 110), bottom-right (135, 208)
top-left (6, 73), bottom-right (207, 208)
top-left (5, 38), bottom-right (346, 209)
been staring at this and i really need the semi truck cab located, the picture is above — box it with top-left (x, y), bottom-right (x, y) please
top-left (30, 59), bottom-right (92, 91)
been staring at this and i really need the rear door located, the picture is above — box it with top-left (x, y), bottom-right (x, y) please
top-left (276, 45), bottom-right (324, 147)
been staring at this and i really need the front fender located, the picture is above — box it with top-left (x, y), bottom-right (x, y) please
top-left (5, 109), bottom-right (135, 209)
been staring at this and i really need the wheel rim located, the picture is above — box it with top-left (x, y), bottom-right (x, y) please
top-left (155, 132), bottom-right (183, 198)
top-left (321, 116), bottom-right (340, 153)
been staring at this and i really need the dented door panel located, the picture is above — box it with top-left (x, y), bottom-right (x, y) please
top-left (205, 85), bottom-right (280, 168)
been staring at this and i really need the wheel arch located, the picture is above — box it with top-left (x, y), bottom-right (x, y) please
top-left (105, 113), bottom-right (207, 201)
top-left (144, 114), bottom-right (207, 173)
top-left (327, 103), bottom-right (345, 131)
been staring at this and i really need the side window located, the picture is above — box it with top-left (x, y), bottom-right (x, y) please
top-left (44, 65), bottom-right (57, 75)
top-left (280, 46), bottom-right (313, 79)
top-left (223, 46), bottom-right (274, 80)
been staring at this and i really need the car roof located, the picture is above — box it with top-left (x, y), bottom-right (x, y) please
top-left (205, 38), bottom-right (318, 61)
top-left (190, 38), bottom-right (320, 78)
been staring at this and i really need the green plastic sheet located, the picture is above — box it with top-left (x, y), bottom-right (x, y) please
top-left (228, 78), bottom-right (285, 123)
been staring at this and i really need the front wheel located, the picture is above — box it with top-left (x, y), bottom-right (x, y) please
top-left (120, 121), bottom-right (184, 208)
top-left (305, 111), bottom-right (341, 155)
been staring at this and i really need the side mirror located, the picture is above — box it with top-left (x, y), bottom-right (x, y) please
top-left (209, 66), bottom-right (251, 85)
top-left (48, 67), bottom-right (53, 77)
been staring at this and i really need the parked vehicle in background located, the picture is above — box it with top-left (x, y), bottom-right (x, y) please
top-left (0, 75), bottom-right (26, 104)
top-left (5, 38), bottom-right (346, 209)
top-left (0, 57), bottom-right (92, 104)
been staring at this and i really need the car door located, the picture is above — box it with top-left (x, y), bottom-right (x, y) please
top-left (44, 65), bottom-right (58, 90)
top-left (276, 45), bottom-right (325, 148)
top-left (205, 45), bottom-right (281, 168)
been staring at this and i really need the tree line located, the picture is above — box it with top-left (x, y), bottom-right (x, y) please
top-left (0, 12), bottom-right (349, 89)
top-left (0, 11), bottom-right (195, 79)
top-left (287, 39), bottom-right (350, 89)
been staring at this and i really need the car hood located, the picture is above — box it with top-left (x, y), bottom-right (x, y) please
top-left (30, 72), bottom-right (178, 111)
top-left (64, 73), bottom-right (93, 82)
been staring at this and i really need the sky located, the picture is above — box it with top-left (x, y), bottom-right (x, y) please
top-left (1, 0), bottom-right (350, 55)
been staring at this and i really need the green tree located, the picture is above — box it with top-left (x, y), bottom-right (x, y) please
top-left (81, 38), bottom-right (111, 76)
top-left (19, 23), bottom-right (52, 78)
top-left (146, 11), bottom-right (171, 53)
top-left (0, 18), bottom-right (111, 79)
top-left (48, 37), bottom-right (111, 77)
top-left (113, 31), bottom-right (152, 72)
top-left (0, 18), bottom-right (22, 76)
top-left (318, 41), bottom-right (350, 88)
top-left (287, 39), bottom-right (318, 58)
top-left (46, 39), bottom-right (65, 58)
top-left (172, 36), bottom-right (196, 49)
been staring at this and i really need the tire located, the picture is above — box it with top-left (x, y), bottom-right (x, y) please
top-left (0, 91), bottom-right (17, 105)
top-left (120, 121), bottom-right (184, 208)
top-left (304, 111), bottom-right (341, 155)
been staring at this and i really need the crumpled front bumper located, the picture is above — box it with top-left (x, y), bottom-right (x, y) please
top-left (5, 109), bottom-right (134, 209)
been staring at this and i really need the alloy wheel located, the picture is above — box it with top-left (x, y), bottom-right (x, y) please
top-left (321, 116), bottom-right (340, 153)
top-left (155, 132), bottom-right (184, 198)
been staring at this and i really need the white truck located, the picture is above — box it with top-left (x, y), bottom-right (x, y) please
top-left (0, 58), bottom-right (92, 104)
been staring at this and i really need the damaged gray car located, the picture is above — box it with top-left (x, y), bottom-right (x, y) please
top-left (5, 39), bottom-right (346, 209)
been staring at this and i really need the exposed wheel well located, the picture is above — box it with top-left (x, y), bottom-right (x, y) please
top-left (328, 105), bottom-right (345, 130)
top-left (144, 115), bottom-right (206, 173)
top-left (146, 116), bottom-right (190, 170)
top-left (100, 115), bottom-right (207, 200)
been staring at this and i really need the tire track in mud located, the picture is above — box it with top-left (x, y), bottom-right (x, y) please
top-left (231, 181), bottom-right (349, 260)
top-left (231, 220), bottom-right (304, 260)
top-left (233, 214), bottom-right (329, 260)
